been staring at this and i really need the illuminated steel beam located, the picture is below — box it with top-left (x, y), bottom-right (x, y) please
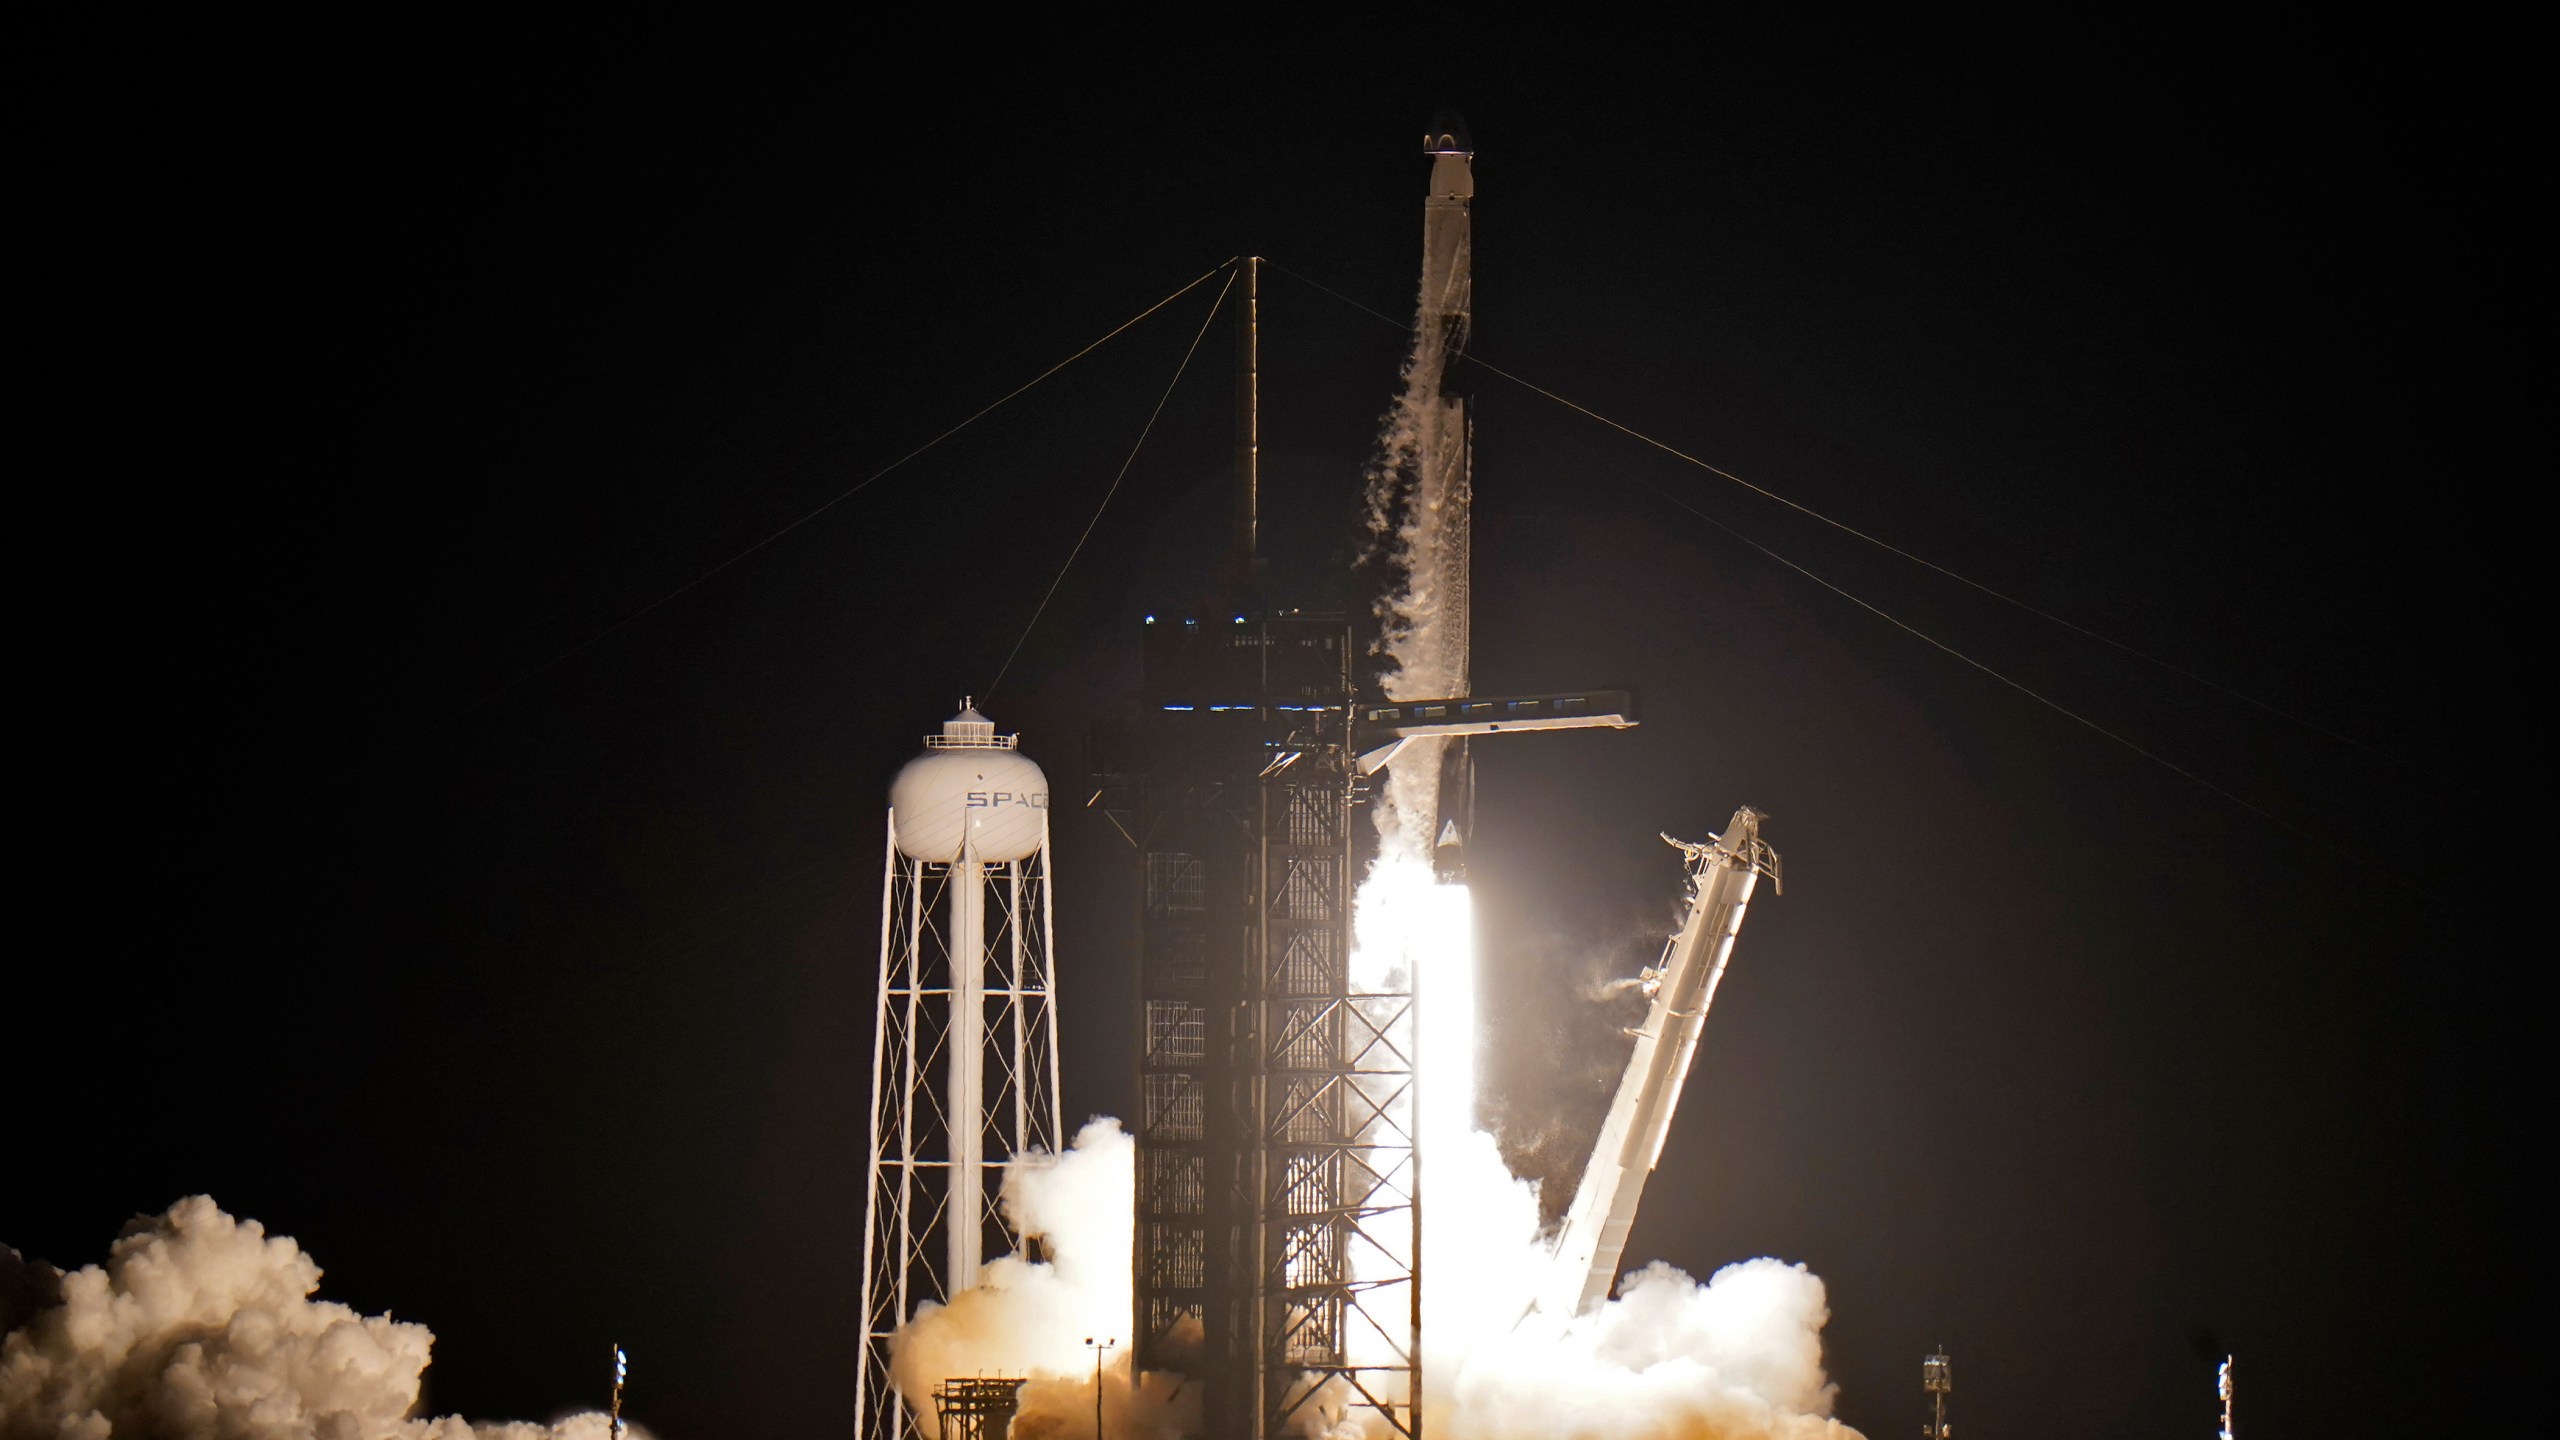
top-left (1530, 810), bottom-right (1780, 1321)
top-left (1353, 691), bottom-right (1636, 777)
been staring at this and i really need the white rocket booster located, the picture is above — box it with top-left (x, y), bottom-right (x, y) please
top-left (1530, 808), bottom-right (1781, 1320)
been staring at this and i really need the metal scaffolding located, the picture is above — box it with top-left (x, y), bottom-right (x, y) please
top-left (931, 1376), bottom-right (1028, 1440)
top-left (1110, 613), bottom-right (1420, 1439)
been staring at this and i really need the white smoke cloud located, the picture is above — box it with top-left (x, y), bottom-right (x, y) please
top-left (1417, 1121), bottom-right (1859, 1440)
top-left (0, 1196), bottom-right (641, 1440)
top-left (1445, 1260), bottom-right (1856, 1440)
top-left (888, 1119), bottom-right (1197, 1440)
top-left (889, 1100), bottom-right (1864, 1439)
top-left (879, 883), bottom-right (1863, 1439)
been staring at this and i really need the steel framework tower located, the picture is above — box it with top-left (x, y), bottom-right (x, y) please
top-left (1108, 611), bottom-right (1416, 1439)
top-left (860, 707), bottom-right (1064, 1440)
top-left (1087, 244), bottom-right (1421, 1436)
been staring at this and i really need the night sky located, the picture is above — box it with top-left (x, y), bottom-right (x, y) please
top-left (15, 21), bottom-right (2525, 1439)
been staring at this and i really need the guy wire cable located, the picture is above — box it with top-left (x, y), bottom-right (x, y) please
top-left (1644, 475), bottom-right (2433, 887)
top-left (408, 259), bottom-right (1238, 744)
top-left (1264, 257), bottom-right (2443, 788)
top-left (1270, 256), bottom-right (2408, 873)
top-left (985, 264), bottom-right (1239, 699)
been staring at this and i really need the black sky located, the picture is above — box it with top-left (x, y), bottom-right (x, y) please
top-left (14, 19), bottom-right (2528, 1439)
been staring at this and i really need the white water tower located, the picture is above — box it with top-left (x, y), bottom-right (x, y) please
top-left (858, 703), bottom-right (1064, 1440)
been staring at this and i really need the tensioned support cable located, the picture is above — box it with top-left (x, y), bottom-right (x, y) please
top-left (426, 259), bottom-right (1238, 735)
top-left (986, 266), bottom-right (1240, 699)
top-left (1268, 257), bottom-right (2404, 867)
top-left (1263, 258), bottom-right (2435, 785)
top-left (1649, 475), bottom-right (2418, 882)
top-left (1635, 477), bottom-right (2322, 842)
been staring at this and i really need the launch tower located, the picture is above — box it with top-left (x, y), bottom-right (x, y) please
top-left (1101, 252), bottom-right (1420, 1439)
top-left (1113, 608), bottom-right (1397, 1439)
top-left (859, 706), bottom-right (1064, 1440)
top-left (1108, 125), bottom-right (1642, 1439)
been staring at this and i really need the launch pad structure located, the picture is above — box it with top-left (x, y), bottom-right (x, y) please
top-left (1103, 607), bottom-right (1402, 1438)
top-left (861, 121), bottom-right (1776, 1440)
top-left (1099, 125), bottom-right (1642, 1438)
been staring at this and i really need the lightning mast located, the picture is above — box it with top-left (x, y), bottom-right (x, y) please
top-left (860, 705), bottom-right (1065, 1440)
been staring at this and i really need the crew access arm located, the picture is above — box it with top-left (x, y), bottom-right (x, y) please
top-left (1530, 808), bottom-right (1781, 1320)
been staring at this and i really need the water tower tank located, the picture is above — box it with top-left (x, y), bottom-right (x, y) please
top-left (890, 705), bottom-right (1049, 862)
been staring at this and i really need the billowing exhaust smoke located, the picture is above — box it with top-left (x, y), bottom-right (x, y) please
top-left (1411, 1122), bottom-right (1860, 1439)
top-left (888, 1119), bottom-right (1195, 1439)
top-left (0, 1197), bottom-right (643, 1440)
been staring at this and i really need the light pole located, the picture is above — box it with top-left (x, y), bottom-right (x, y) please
top-left (1922, 1348), bottom-right (1950, 1440)
top-left (1083, 1335), bottom-right (1117, 1439)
